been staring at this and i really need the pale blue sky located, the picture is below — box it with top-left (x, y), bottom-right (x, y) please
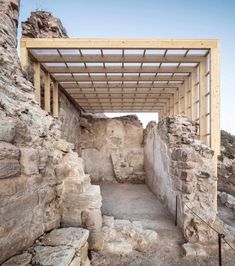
top-left (18, 0), bottom-right (235, 132)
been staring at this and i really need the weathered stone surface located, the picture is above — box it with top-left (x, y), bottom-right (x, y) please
top-left (0, 159), bottom-right (20, 179)
top-left (62, 185), bottom-right (102, 210)
top-left (0, 4), bottom-right (103, 263)
top-left (144, 116), bottom-right (217, 242)
top-left (105, 238), bottom-right (133, 255)
top-left (54, 139), bottom-right (74, 153)
top-left (20, 147), bottom-right (39, 175)
top-left (182, 243), bottom-right (207, 256)
top-left (218, 191), bottom-right (235, 210)
top-left (0, 121), bottom-right (16, 143)
top-left (22, 11), bottom-right (68, 38)
top-left (41, 227), bottom-right (89, 251)
top-left (79, 116), bottom-right (144, 183)
top-left (0, 142), bottom-right (20, 160)
top-left (102, 216), bottom-right (158, 254)
top-left (33, 245), bottom-right (75, 266)
top-left (2, 252), bottom-right (32, 266)
top-left (82, 209), bottom-right (103, 250)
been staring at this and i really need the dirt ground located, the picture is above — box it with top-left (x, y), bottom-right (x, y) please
top-left (91, 182), bottom-right (235, 266)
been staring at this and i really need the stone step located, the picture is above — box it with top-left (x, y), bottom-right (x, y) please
top-left (58, 174), bottom-right (91, 198)
top-left (2, 227), bottom-right (90, 266)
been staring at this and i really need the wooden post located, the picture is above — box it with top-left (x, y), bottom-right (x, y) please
top-left (191, 70), bottom-right (196, 121)
top-left (53, 81), bottom-right (59, 117)
top-left (170, 96), bottom-right (174, 116)
top-left (44, 72), bottom-right (51, 113)
top-left (184, 79), bottom-right (189, 117)
top-left (33, 62), bottom-right (41, 105)
top-left (20, 40), bottom-right (29, 73)
top-left (177, 88), bottom-right (180, 114)
top-left (210, 46), bottom-right (220, 177)
top-left (199, 59), bottom-right (207, 145)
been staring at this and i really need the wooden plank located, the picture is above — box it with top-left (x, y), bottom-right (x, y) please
top-left (33, 62), bottom-right (41, 105)
top-left (33, 53), bottom-right (205, 63)
top-left (22, 38), bottom-right (218, 49)
top-left (54, 75), bottom-right (187, 82)
top-left (53, 81), bottom-right (59, 117)
top-left (44, 72), bottom-right (51, 113)
top-left (62, 83), bottom-right (182, 89)
top-left (45, 66), bottom-right (194, 74)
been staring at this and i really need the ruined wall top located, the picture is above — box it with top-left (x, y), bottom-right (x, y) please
top-left (22, 11), bottom-right (68, 38)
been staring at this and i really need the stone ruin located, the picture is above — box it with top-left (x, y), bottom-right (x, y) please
top-left (0, 1), bottom-right (234, 265)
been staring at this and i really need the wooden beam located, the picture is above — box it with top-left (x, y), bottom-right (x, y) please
top-left (33, 62), bottom-right (41, 105)
top-left (21, 38), bottom-right (218, 49)
top-left (53, 81), bottom-right (59, 117)
top-left (44, 72), bottom-right (51, 113)
top-left (45, 66), bottom-right (194, 74)
top-left (32, 53), bottom-right (205, 63)
top-left (62, 83), bottom-right (182, 89)
top-left (54, 75), bottom-right (187, 82)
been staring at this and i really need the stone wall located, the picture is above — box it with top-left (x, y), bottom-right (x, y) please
top-left (22, 11), bottom-right (84, 154)
top-left (79, 115), bottom-right (145, 183)
top-left (144, 116), bottom-right (217, 242)
top-left (59, 91), bottom-right (82, 153)
top-left (0, 1), bottom-right (102, 263)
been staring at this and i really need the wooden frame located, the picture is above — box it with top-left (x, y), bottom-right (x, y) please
top-left (20, 38), bottom-right (220, 176)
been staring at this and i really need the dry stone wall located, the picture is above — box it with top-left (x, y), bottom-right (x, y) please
top-left (0, 1), bottom-right (102, 263)
top-left (22, 11), bottom-right (84, 154)
top-left (144, 116), bottom-right (217, 242)
top-left (79, 115), bottom-right (145, 183)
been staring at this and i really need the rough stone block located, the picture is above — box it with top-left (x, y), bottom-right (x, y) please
top-left (0, 159), bottom-right (20, 179)
top-left (41, 227), bottom-right (89, 252)
top-left (0, 142), bottom-right (20, 160)
top-left (63, 185), bottom-right (102, 210)
top-left (2, 252), bottom-right (32, 266)
top-left (105, 238), bottom-right (133, 254)
top-left (54, 139), bottom-right (74, 153)
top-left (33, 246), bottom-right (75, 266)
top-left (20, 147), bottom-right (39, 175)
top-left (0, 121), bottom-right (15, 143)
top-left (182, 243), bottom-right (207, 256)
top-left (61, 208), bottom-right (82, 227)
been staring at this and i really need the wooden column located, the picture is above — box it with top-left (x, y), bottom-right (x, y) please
top-left (210, 46), bottom-right (220, 176)
top-left (53, 81), bottom-right (59, 117)
top-left (170, 95), bottom-right (174, 116)
top-left (44, 72), bottom-right (51, 113)
top-left (191, 70), bottom-right (196, 121)
top-left (20, 40), bottom-right (29, 72)
top-left (33, 62), bottom-right (41, 105)
top-left (199, 59), bottom-right (207, 145)
top-left (177, 88), bottom-right (180, 114)
top-left (184, 79), bottom-right (189, 117)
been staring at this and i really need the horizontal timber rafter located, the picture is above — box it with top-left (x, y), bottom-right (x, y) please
top-left (21, 38), bottom-right (218, 49)
top-left (62, 83), bottom-right (182, 89)
top-left (45, 66), bottom-right (194, 73)
top-left (31, 53), bottom-right (205, 63)
top-left (53, 75), bottom-right (187, 82)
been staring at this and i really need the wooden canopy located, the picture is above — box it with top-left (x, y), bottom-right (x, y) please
top-left (20, 38), bottom-right (220, 173)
